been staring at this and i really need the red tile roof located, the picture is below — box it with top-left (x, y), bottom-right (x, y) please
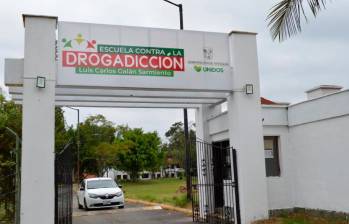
top-left (261, 97), bottom-right (276, 105)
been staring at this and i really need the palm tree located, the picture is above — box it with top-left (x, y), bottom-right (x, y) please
top-left (267, 0), bottom-right (329, 41)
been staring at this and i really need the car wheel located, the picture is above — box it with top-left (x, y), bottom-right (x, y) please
top-left (118, 205), bottom-right (124, 209)
top-left (84, 198), bottom-right (89, 211)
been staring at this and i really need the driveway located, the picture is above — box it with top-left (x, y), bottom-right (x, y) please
top-left (73, 195), bottom-right (193, 224)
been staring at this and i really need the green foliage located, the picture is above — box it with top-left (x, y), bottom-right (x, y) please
top-left (114, 125), bottom-right (163, 180)
top-left (163, 122), bottom-right (196, 169)
top-left (267, 0), bottom-right (329, 41)
top-left (255, 211), bottom-right (348, 224)
top-left (78, 115), bottom-right (116, 175)
top-left (0, 96), bottom-right (74, 222)
top-left (93, 142), bottom-right (118, 176)
top-left (171, 194), bottom-right (189, 207)
top-left (0, 95), bottom-right (21, 223)
top-left (55, 107), bottom-right (73, 152)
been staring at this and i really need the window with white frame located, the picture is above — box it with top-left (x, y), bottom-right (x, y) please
top-left (263, 136), bottom-right (281, 177)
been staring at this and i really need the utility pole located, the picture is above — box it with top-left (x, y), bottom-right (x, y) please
top-left (162, 0), bottom-right (191, 200)
top-left (5, 127), bottom-right (21, 224)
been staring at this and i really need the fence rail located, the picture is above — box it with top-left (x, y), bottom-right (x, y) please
top-left (191, 141), bottom-right (241, 224)
top-left (0, 174), bottom-right (16, 224)
top-left (55, 144), bottom-right (74, 224)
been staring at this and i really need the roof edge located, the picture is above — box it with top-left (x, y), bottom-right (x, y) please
top-left (305, 85), bottom-right (343, 93)
top-left (229, 30), bottom-right (257, 36)
top-left (22, 14), bottom-right (58, 27)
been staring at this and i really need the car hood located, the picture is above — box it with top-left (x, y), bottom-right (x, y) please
top-left (86, 187), bottom-right (122, 195)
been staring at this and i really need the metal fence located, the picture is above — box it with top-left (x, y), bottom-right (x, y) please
top-left (0, 173), bottom-right (16, 224)
top-left (191, 141), bottom-right (241, 224)
top-left (55, 144), bottom-right (74, 224)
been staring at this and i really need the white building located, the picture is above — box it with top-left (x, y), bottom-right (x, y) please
top-left (7, 14), bottom-right (349, 224)
top-left (209, 85), bottom-right (349, 215)
top-left (105, 169), bottom-right (163, 180)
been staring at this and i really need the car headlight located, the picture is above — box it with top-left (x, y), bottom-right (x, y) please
top-left (116, 192), bottom-right (123, 197)
top-left (88, 193), bottom-right (99, 199)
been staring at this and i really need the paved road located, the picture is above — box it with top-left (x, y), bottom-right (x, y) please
top-left (73, 196), bottom-right (193, 224)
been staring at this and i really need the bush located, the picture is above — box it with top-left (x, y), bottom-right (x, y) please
top-left (177, 172), bottom-right (184, 180)
top-left (172, 195), bottom-right (189, 208)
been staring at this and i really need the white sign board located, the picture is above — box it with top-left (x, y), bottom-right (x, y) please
top-left (264, 149), bottom-right (274, 159)
top-left (57, 22), bottom-right (233, 91)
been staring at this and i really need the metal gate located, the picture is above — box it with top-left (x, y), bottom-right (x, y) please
top-left (55, 144), bottom-right (73, 224)
top-left (191, 141), bottom-right (241, 224)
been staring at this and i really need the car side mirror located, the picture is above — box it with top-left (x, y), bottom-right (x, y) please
top-left (118, 185), bottom-right (122, 189)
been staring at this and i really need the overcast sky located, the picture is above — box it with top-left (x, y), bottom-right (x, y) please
top-left (1, 0), bottom-right (348, 138)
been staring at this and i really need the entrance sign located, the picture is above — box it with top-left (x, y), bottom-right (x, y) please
top-left (4, 15), bottom-right (270, 224)
top-left (57, 22), bottom-right (233, 91)
top-left (62, 45), bottom-right (185, 77)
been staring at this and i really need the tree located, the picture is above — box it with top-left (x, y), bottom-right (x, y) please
top-left (0, 95), bottom-right (21, 221)
top-left (164, 122), bottom-right (196, 169)
top-left (55, 107), bottom-right (73, 152)
top-left (93, 143), bottom-right (118, 177)
top-left (114, 126), bottom-right (163, 181)
top-left (267, 0), bottom-right (329, 41)
top-left (78, 115), bottom-right (116, 175)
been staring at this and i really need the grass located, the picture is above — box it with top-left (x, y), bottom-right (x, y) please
top-left (121, 178), bottom-right (191, 208)
top-left (254, 212), bottom-right (349, 224)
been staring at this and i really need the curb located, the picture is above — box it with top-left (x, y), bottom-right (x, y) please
top-left (125, 198), bottom-right (192, 216)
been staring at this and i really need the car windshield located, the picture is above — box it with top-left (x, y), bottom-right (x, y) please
top-left (87, 179), bottom-right (117, 189)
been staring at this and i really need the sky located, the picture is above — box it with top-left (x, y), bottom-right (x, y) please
top-left (0, 0), bottom-right (348, 138)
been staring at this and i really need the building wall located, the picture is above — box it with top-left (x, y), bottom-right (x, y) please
top-left (208, 90), bottom-right (349, 214)
top-left (290, 115), bottom-right (349, 212)
top-left (263, 126), bottom-right (295, 210)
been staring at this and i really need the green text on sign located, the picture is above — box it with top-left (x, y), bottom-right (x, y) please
top-left (75, 67), bottom-right (174, 77)
top-left (97, 45), bottom-right (184, 57)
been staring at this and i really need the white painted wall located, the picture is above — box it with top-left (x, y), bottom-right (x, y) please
top-left (263, 126), bottom-right (294, 210)
top-left (288, 90), bottom-right (349, 126)
top-left (290, 114), bottom-right (349, 213)
top-left (208, 90), bottom-right (349, 215)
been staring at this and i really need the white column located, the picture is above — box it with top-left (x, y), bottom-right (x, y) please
top-left (195, 105), bottom-right (215, 218)
top-left (227, 32), bottom-right (269, 223)
top-left (21, 15), bottom-right (57, 224)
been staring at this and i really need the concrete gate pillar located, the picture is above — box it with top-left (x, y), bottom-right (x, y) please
top-left (195, 105), bottom-right (214, 218)
top-left (21, 15), bottom-right (57, 224)
top-left (227, 32), bottom-right (269, 223)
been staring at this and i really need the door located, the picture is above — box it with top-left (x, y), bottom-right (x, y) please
top-left (192, 140), bottom-right (240, 224)
top-left (212, 140), bottom-right (230, 208)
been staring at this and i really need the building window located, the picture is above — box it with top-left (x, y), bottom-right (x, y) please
top-left (264, 136), bottom-right (280, 177)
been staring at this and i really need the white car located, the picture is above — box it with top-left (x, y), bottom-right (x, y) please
top-left (77, 177), bottom-right (125, 210)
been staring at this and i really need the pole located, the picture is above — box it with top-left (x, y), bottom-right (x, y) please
top-left (176, 2), bottom-right (191, 201)
top-left (184, 109), bottom-right (191, 200)
top-left (179, 4), bottom-right (183, 30)
top-left (162, 0), bottom-right (190, 199)
top-left (77, 109), bottom-right (80, 181)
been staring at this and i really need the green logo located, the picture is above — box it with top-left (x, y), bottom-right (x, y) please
top-left (193, 64), bottom-right (224, 73)
top-left (194, 65), bottom-right (202, 72)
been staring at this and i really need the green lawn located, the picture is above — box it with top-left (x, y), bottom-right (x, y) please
top-left (121, 178), bottom-right (190, 208)
top-left (255, 212), bottom-right (348, 224)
